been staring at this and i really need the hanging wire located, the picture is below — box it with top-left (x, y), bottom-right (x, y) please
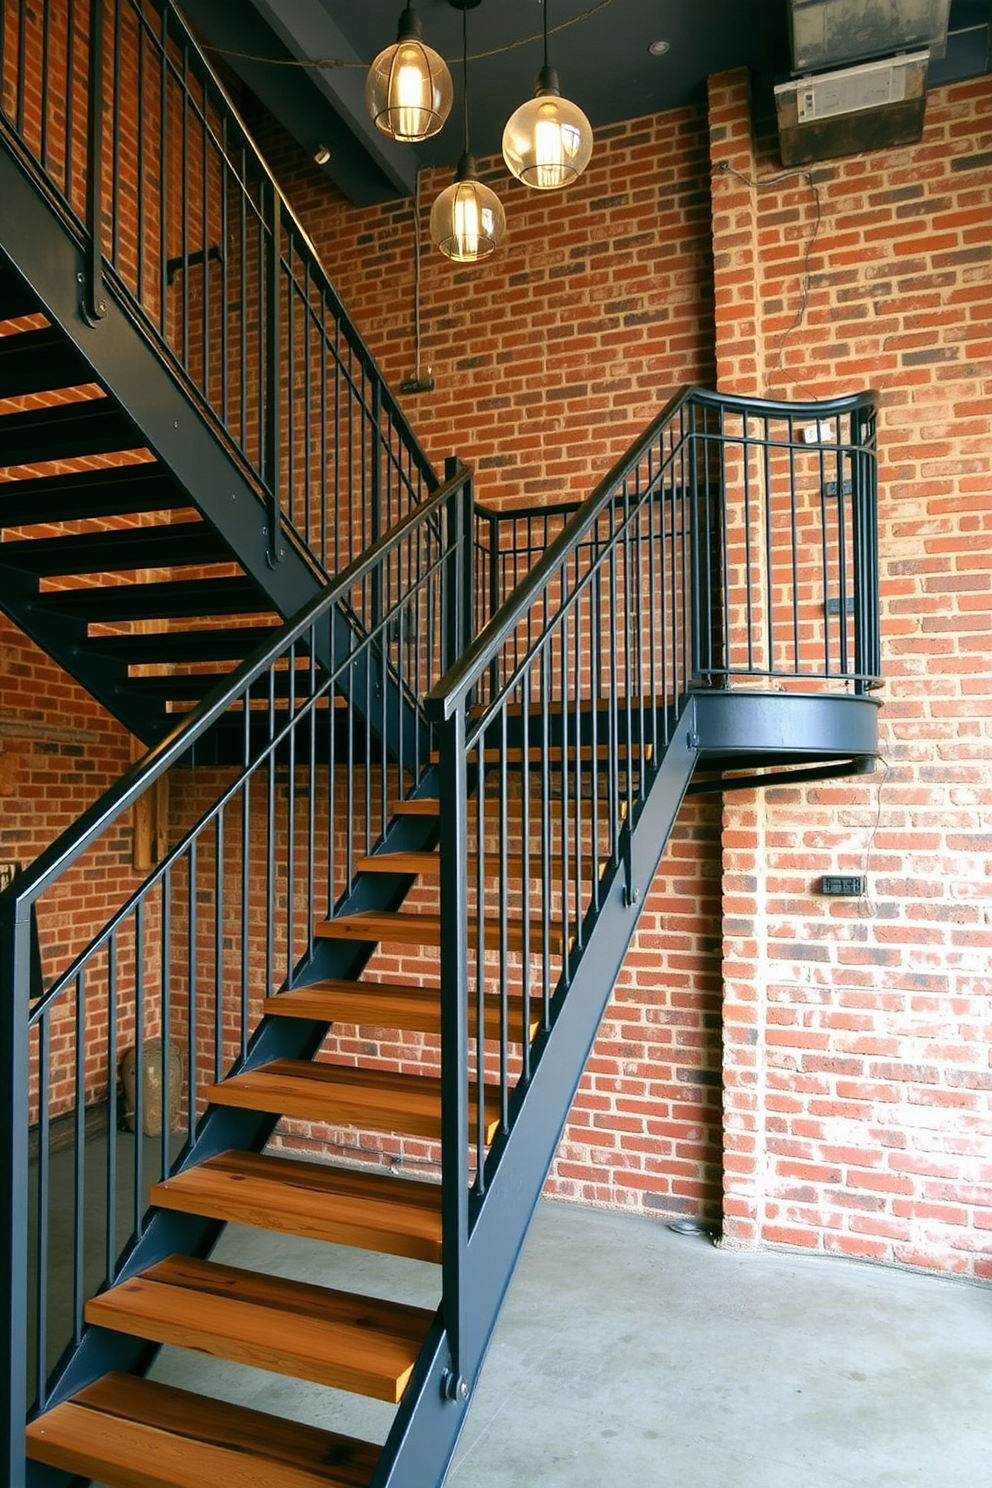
top-left (461, 1), bottom-right (470, 157)
top-left (204, 0), bottom-right (621, 71)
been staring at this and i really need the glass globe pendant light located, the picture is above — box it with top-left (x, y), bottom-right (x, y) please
top-left (366, 6), bottom-right (453, 143)
top-left (502, 0), bottom-right (593, 189)
top-left (430, 1), bottom-right (506, 262)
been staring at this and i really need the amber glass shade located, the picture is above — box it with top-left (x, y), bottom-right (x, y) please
top-left (366, 8), bottom-right (453, 142)
top-left (430, 154), bottom-right (506, 262)
top-left (502, 68), bottom-right (593, 190)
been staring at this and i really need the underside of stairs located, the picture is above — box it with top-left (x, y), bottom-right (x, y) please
top-left (22, 734), bottom-right (689, 1488)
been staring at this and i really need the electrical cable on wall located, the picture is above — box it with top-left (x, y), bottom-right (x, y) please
top-left (400, 170), bottom-right (434, 395)
top-left (858, 752), bottom-right (889, 918)
top-left (717, 160), bottom-right (823, 397)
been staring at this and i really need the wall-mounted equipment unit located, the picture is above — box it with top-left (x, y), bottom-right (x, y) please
top-left (787, 0), bottom-right (951, 71)
top-left (775, 49), bottom-right (931, 165)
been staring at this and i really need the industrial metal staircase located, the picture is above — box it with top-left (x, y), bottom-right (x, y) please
top-left (0, 3), bottom-right (883, 1486)
top-left (3, 379), bottom-right (882, 1488)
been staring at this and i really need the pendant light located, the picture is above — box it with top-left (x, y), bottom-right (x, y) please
top-left (366, 6), bottom-right (454, 143)
top-left (430, 0), bottom-right (506, 263)
top-left (502, 0), bottom-right (593, 189)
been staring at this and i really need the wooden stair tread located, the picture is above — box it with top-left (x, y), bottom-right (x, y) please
top-left (390, 797), bottom-right (439, 816)
top-left (151, 1150), bottom-right (443, 1263)
top-left (84, 1255), bottom-right (433, 1403)
top-left (26, 1371), bottom-right (379, 1488)
top-left (353, 850), bottom-right (440, 877)
top-left (354, 850), bottom-right (605, 880)
top-left (265, 981), bottom-right (539, 1043)
top-left (315, 910), bottom-right (565, 954)
top-left (206, 1059), bottom-right (502, 1143)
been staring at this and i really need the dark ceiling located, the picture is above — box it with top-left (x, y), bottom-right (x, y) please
top-left (181, 0), bottom-right (992, 205)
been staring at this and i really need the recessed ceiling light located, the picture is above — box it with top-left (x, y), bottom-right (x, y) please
top-left (648, 39), bottom-right (670, 56)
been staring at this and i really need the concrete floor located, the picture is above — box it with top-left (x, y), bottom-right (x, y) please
top-left (130, 1196), bottom-right (992, 1488)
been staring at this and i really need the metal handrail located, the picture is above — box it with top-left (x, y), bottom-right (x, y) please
top-left (1, 464), bottom-right (469, 928)
top-left (0, 464), bottom-right (474, 1449)
top-left (433, 384), bottom-right (881, 720)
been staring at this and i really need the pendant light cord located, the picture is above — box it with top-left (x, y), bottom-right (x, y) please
top-left (543, 0), bottom-right (549, 71)
top-left (461, 3), bottom-right (470, 157)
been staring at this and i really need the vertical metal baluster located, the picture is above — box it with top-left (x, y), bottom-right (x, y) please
top-left (180, 40), bottom-right (190, 369)
top-left (40, 0), bottom-right (50, 171)
top-left (785, 422), bottom-right (798, 674)
top-left (327, 627), bottom-right (338, 917)
top-left (133, 902), bottom-right (145, 1240)
top-left (560, 574), bottom-right (571, 985)
top-left (607, 515), bottom-right (620, 862)
top-left (14, 0), bottom-right (28, 137)
top-left (187, 842), bottom-right (198, 1146)
top-left (286, 260), bottom-right (296, 535)
top-left (589, 567), bottom-right (601, 916)
top-left (106, 932), bottom-right (118, 1281)
top-left (200, 70), bottom-right (210, 406)
top-left (240, 744), bottom-right (250, 1055)
top-left (110, 0), bottom-right (121, 267)
top-left (307, 631), bottom-right (317, 965)
top-left (767, 416), bottom-right (779, 678)
top-left (158, 2), bottom-right (168, 337)
top-left (84, 0), bottom-right (106, 324)
top-left (35, 1016), bottom-right (50, 1411)
top-left (836, 427), bottom-right (851, 678)
top-left (319, 296), bottom-right (329, 570)
top-left (519, 684), bottom-right (532, 1083)
top-left (135, 1), bottom-right (145, 308)
top-left (287, 642), bottom-right (297, 986)
top-left (66, 0), bottom-right (79, 207)
top-left (161, 872), bottom-right (172, 1177)
top-left (303, 265), bottom-right (313, 554)
top-left (214, 809), bottom-right (224, 1079)
top-left (220, 115), bottom-right (229, 428)
top-left (498, 710), bottom-right (509, 1131)
top-left (344, 635), bottom-right (355, 893)
top-left (472, 740), bottom-right (485, 1189)
top-left (72, 973), bottom-right (85, 1345)
top-left (238, 146), bottom-right (247, 453)
top-left (265, 667), bottom-right (276, 999)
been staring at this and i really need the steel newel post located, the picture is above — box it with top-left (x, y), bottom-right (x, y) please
top-left (0, 892), bottom-right (30, 1488)
top-left (459, 472), bottom-right (475, 667)
top-left (437, 706), bottom-right (471, 1399)
top-left (441, 457), bottom-right (473, 677)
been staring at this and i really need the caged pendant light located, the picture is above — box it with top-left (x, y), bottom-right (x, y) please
top-left (366, 5), bottom-right (454, 143)
top-left (502, 0), bottom-right (593, 189)
top-left (430, 0), bottom-right (506, 262)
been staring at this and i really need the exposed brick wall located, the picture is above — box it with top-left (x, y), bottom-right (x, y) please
top-left (256, 104), bottom-right (717, 507)
top-left (710, 69), bottom-right (992, 1277)
top-left (250, 101), bottom-right (726, 1225)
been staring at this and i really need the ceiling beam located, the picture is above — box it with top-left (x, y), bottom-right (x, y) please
top-left (179, 0), bottom-right (418, 204)
top-left (249, 0), bottom-right (420, 198)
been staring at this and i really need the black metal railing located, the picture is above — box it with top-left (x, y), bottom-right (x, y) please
top-left (422, 384), bottom-right (879, 1389)
top-left (0, 465), bottom-right (473, 1474)
top-left (0, 0), bottom-right (436, 572)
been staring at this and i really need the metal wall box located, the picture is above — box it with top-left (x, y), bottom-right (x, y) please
top-left (775, 51), bottom-right (930, 165)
